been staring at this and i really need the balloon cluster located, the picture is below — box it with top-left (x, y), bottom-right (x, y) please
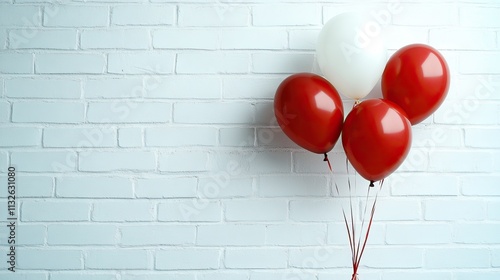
top-left (274, 12), bottom-right (450, 185)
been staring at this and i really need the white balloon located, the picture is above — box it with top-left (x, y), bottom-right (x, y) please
top-left (317, 12), bottom-right (387, 100)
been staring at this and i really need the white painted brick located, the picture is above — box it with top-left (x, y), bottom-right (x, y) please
top-left (494, 250), bottom-right (500, 267)
top-left (289, 29), bottom-right (320, 50)
top-left (253, 4), bottom-right (321, 26)
top-left (454, 223), bottom-right (500, 243)
top-left (0, 29), bottom-right (5, 49)
top-left (267, 224), bottom-right (326, 245)
top-left (253, 272), bottom-right (316, 280)
top-left (383, 272), bottom-right (452, 280)
top-left (293, 151), bottom-right (346, 173)
top-left (22, 201), bottom-right (90, 221)
top-left (158, 200), bottom-right (221, 222)
top-left (36, 53), bottom-right (105, 74)
top-left (158, 151), bottom-right (209, 172)
top-left (44, 127), bottom-right (116, 148)
top-left (251, 101), bottom-right (274, 125)
top-left (10, 29), bottom-right (77, 49)
top-left (393, 4), bottom-right (458, 26)
top-left (0, 224), bottom-right (45, 245)
top-left (13, 176), bottom-right (53, 197)
top-left (82, 29), bottom-right (149, 50)
top-left (198, 177), bottom-right (253, 198)
top-left (156, 248), bottom-right (220, 270)
top-left (144, 76), bottom-right (221, 99)
top-left (257, 127), bottom-right (302, 148)
top-left (0, 5), bottom-right (41, 27)
top-left (56, 176), bottom-right (133, 198)
top-left (372, 199), bottom-right (421, 221)
top-left (460, 6), bottom-right (500, 27)
top-left (390, 174), bottom-right (459, 196)
top-left (0, 53), bottom-right (33, 73)
top-left (223, 76), bottom-right (281, 99)
top-left (252, 53), bottom-right (315, 74)
top-left (0, 101), bottom-right (9, 122)
top-left (219, 128), bottom-right (254, 147)
top-left (289, 199), bottom-right (343, 222)
top-left (465, 128), bottom-right (500, 148)
top-left (178, 5), bottom-right (249, 27)
top-left (198, 272), bottom-right (248, 280)
top-left (13, 101), bottom-right (84, 123)
top-left (460, 52), bottom-right (500, 74)
top-left (50, 273), bottom-right (116, 280)
top-left (289, 247), bottom-right (351, 268)
top-left (424, 199), bottom-right (485, 221)
top-left (174, 102), bottom-right (254, 124)
top-left (456, 272), bottom-right (499, 280)
top-left (220, 28), bottom-right (287, 49)
top-left (0, 151), bottom-right (6, 171)
top-left (86, 249), bottom-right (151, 270)
top-left (449, 75), bottom-right (500, 101)
top-left (462, 175), bottom-right (500, 196)
top-left (225, 248), bottom-right (287, 269)
top-left (136, 177), bottom-right (197, 198)
top-left (12, 151), bottom-right (77, 172)
top-left (364, 247), bottom-right (424, 268)
top-left (383, 25), bottom-right (429, 50)
top-left (87, 102), bottom-right (171, 123)
top-left (119, 128), bottom-right (143, 147)
top-left (44, 6), bottom-right (108, 27)
top-left (197, 224), bottom-right (265, 246)
top-left (225, 199), bottom-right (287, 221)
top-left (92, 200), bottom-right (154, 222)
top-left (328, 223), bottom-right (385, 245)
top-left (258, 175), bottom-right (328, 197)
top-left (120, 225), bottom-right (195, 246)
top-left (0, 274), bottom-right (47, 280)
top-left (79, 151), bottom-right (156, 172)
top-left (108, 53), bottom-right (175, 74)
top-left (425, 248), bottom-right (489, 268)
top-left (412, 126), bottom-right (462, 148)
top-left (122, 274), bottom-right (193, 280)
top-left (48, 224), bottom-right (117, 245)
top-left (430, 28), bottom-right (496, 50)
top-left (176, 52), bottom-right (248, 74)
top-left (386, 224), bottom-right (452, 244)
top-left (18, 249), bottom-right (82, 270)
top-left (6, 78), bottom-right (80, 99)
top-left (145, 126), bottom-right (217, 147)
top-left (112, 5), bottom-right (175, 26)
top-left (0, 127), bottom-right (41, 147)
top-left (428, 151), bottom-right (492, 172)
top-left (153, 29), bottom-right (218, 50)
top-left (84, 78), bottom-right (143, 98)
top-left (434, 101), bottom-right (497, 125)
top-left (488, 201), bottom-right (500, 220)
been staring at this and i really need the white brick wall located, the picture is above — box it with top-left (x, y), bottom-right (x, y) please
top-left (0, 1), bottom-right (499, 279)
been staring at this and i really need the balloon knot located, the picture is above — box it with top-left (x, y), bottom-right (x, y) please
top-left (323, 153), bottom-right (328, 162)
top-left (369, 180), bottom-right (375, 187)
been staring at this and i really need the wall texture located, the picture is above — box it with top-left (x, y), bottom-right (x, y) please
top-left (0, 0), bottom-right (499, 280)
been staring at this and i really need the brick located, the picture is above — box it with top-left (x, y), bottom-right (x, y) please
top-left (48, 224), bottom-right (117, 245)
top-left (44, 127), bottom-right (116, 148)
top-left (390, 174), bottom-right (459, 196)
top-left (225, 199), bottom-right (287, 221)
top-left (252, 53), bottom-right (315, 74)
top-left (223, 77), bottom-right (282, 99)
top-left (428, 151), bottom-right (493, 172)
top-left (197, 224), bottom-right (265, 246)
top-left (144, 76), bottom-right (221, 99)
top-left (289, 199), bottom-right (342, 222)
top-left (10, 29), bottom-right (77, 49)
top-left (146, 126), bottom-right (216, 147)
top-left (120, 225), bottom-right (195, 246)
top-left (87, 102), bottom-right (171, 123)
top-left (434, 101), bottom-right (498, 125)
top-left (156, 248), bottom-right (220, 270)
top-left (393, 4), bottom-right (458, 26)
top-left (158, 151), bottom-right (209, 172)
top-left (0, 101), bottom-right (9, 122)
top-left (494, 250), bottom-right (500, 267)
top-left (293, 151), bottom-right (346, 173)
top-left (383, 26), bottom-right (429, 50)
top-left (158, 200), bottom-right (221, 222)
top-left (84, 78), bottom-right (142, 99)
top-left (425, 248), bottom-right (489, 268)
top-left (465, 128), bottom-right (500, 148)
top-left (0, 53), bottom-right (33, 73)
top-left (92, 200), bottom-right (154, 222)
top-left (328, 223), bottom-right (385, 245)
top-left (13, 101), bottom-right (84, 123)
top-left (0, 29), bottom-right (5, 49)
top-left (412, 126), bottom-right (462, 148)
top-left (372, 199), bottom-right (421, 221)
top-left (254, 4), bottom-right (320, 26)
top-left (178, 5), bottom-right (249, 27)
top-left (258, 175), bottom-right (328, 197)
top-left (51, 273), bottom-right (117, 280)
top-left (225, 248), bottom-right (287, 269)
top-left (460, 6), bottom-right (500, 27)
top-left (454, 223), bottom-right (500, 243)
top-left (12, 151), bottom-right (77, 172)
top-left (79, 151), bottom-right (156, 172)
top-left (0, 151), bottom-right (6, 171)
top-left (0, 224), bottom-right (44, 245)
top-left (488, 201), bottom-right (500, 220)
top-left (22, 201), bottom-right (90, 222)
top-left (289, 29), bottom-right (320, 50)
top-left (462, 175), bottom-right (500, 196)
top-left (174, 102), bottom-right (254, 124)
top-left (153, 29), bottom-right (218, 50)
top-left (18, 249), bottom-right (82, 270)
top-left (460, 52), bottom-right (500, 74)
top-left (383, 272), bottom-right (451, 280)
top-left (108, 53), bottom-right (175, 74)
top-left (448, 75), bottom-right (500, 101)
top-left (81, 29), bottom-right (149, 49)
top-left (56, 176), bottom-right (133, 198)
top-left (0, 274), bottom-right (46, 280)
top-left (386, 224), bottom-right (452, 244)
top-left (0, 127), bottom-right (41, 147)
top-left (198, 272), bottom-right (248, 280)
top-left (289, 248), bottom-right (351, 268)
top-left (136, 177), bottom-right (197, 198)
top-left (253, 272), bottom-right (316, 280)
top-left (118, 128), bottom-right (143, 147)
top-left (13, 176), bottom-right (53, 197)
top-left (456, 272), bottom-right (499, 280)
top-left (424, 199), bottom-right (485, 221)
top-left (44, 6), bottom-right (108, 27)
top-left (112, 5), bottom-right (175, 26)
top-left (220, 28), bottom-right (287, 49)
top-left (36, 53), bottom-right (105, 74)
top-left (363, 247), bottom-right (423, 268)
top-left (198, 177), bottom-right (253, 198)
top-left (0, 5), bottom-right (41, 27)
top-left (121, 274), bottom-right (194, 280)
top-left (86, 250), bottom-right (151, 270)
top-left (257, 127), bottom-right (301, 149)
top-left (219, 128), bottom-right (254, 147)
top-left (267, 224), bottom-right (326, 245)
top-left (430, 28), bottom-right (496, 50)
top-left (176, 52), bottom-right (248, 74)
top-left (6, 78), bottom-right (80, 99)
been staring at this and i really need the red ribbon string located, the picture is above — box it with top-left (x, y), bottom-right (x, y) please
top-left (323, 153), bottom-right (332, 171)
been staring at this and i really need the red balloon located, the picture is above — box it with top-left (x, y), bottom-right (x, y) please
top-left (274, 73), bottom-right (344, 154)
top-left (342, 99), bottom-right (412, 182)
top-left (382, 44), bottom-right (450, 125)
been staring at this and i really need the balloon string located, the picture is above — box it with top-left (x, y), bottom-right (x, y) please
top-left (323, 153), bottom-right (332, 171)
